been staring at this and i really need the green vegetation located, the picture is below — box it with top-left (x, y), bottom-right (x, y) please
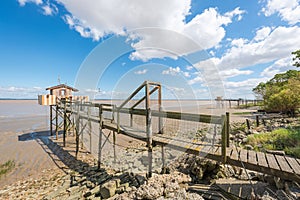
top-left (247, 128), bottom-right (300, 158)
top-left (253, 70), bottom-right (300, 115)
top-left (292, 49), bottom-right (300, 68)
top-left (0, 160), bottom-right (15, 178)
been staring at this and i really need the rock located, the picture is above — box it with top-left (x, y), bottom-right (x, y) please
top-left (244, 144), bottom-right (254, 150)
top-left (274, 177), bottom-right (285, 190)
top-left (100, 180), bottom-right (117, 199)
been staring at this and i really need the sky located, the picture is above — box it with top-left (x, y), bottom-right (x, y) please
top-left (0, 0), bottom-right (299, 99)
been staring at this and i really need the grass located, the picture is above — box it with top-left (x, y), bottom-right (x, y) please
top-left (0, 160), bottom-right (15, 178)
top-left (246, 128), bottom-right (300, 158)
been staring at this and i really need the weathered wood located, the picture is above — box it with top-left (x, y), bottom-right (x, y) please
top-left (50, 105), bottom-right (53, 136)
top-left (285, 156), bottom-right (300, 175)
top-left (256, 152), bottom-right (268, 167)
top-left (275, 155), bottom-right (293, 173)
top-left (87, 105), bottom-right (92, 153)
top-left (247, 150), bottom-right (257, 165)
top-left (256, 115), bottom-right (259, 127)
top-left (246, 119), bottom-right (250, 130)
top-left (221, 115), bottom-right (227, 163)
top-left (63, 100), bottom-right (66, 147)
top-left (98, 106), bottom-right (103, 169)
top-left (265, 154), bottom-right (280, 170)
top-left (145, 82), bottom-right (153, 177)
top-left (55, 104), bottom-right (58, 140)
top-left (239, 149), bottom-right (248, 163)
top-left (226, 112), bottom-right (230, 147)
top-left (75, 102), bottom-right (80, 158)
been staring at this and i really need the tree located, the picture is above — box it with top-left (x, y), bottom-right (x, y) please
top-left (292, 50), bottom-right (300, 67)
top-left (253, 70), bottom-right (300, 115)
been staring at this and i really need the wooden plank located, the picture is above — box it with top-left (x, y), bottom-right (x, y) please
top-left (256, 152), bottom-right (268, 167)
top-left (230, 148), bottom-right (240, 161)
top-left (266, 154), bottom-right (280, 170)
top-left (285, 156), bottom-right (300, 175)
top-left (247, 150), bottom-right (257, 165)
top-left (275, 155), bottom-right (293, 173)
top-left (239, 149), bottom-right (248, 163)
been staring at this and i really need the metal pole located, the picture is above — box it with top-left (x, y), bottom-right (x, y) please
top-left (75, 101), bottom-right (80, 158)
top-left (221, 114), bottom-right (227, 163)
top-left (226, 112), bottom-right (230, 148)
top-left (55, 103), bottom-right (58, 140)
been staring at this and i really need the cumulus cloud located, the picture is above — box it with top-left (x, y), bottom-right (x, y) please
top-left (18, 0), bottom-right (42, 6)
top-left (18, 0), bottom-right (243, 61)
top-left (262, 0), bottom-right (300, 24)
top-left (220, 68), bottom-right (253, 78)
top-left (260, 57), bottom-right (294, 78)
top-left (134, 69), bottom-right (148, 75)
top-left (162, 66), bottom-right (191, 78)
top-left (216, 26), bottom-right (300, 70)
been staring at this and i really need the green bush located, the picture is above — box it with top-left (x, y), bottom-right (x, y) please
top-left (0, 160), bottom-right (15, 178)
top-left (246, 128), bottom-right (300, 158)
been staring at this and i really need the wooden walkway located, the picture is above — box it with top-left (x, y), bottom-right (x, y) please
top-left (102, 120), bottom-right (300, 183)
top-left (53, 81), bottom-right (300, 183)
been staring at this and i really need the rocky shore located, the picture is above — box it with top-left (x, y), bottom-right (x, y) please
top-left (1, 116), bottom-right (300, 199)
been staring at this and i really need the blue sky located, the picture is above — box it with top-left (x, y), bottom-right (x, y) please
top-left (0, 0), bottom-right (299, 99)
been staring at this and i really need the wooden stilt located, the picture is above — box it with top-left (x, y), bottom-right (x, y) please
top-left (145, 82), bottom-right (153, 177)
top-left (88, 105), bottom-right (92, 153)
top-left (75, 102), bottom-right (80, 158)
top-left (256, 115), bottom-right (260, 127)
top-left (63, 100), bottom-right (66, 147)
top-left (98, 105), bottom-right (103, 169)
top-left (50, 105), bottom-right (53, 136)
top-left (226, 112), bottom-right (230, 148)
top-left (113, 131), bottom-right (116, 163)
top-left (246, 119), bottom-right (251, 130)
top-left (55, 103), bottom-right (58, 140)
top-left (221, 114), bottom-right (227, 163)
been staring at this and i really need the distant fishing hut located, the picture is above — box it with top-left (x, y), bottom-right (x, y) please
top-left (38, 83), bottom-right (88, 138)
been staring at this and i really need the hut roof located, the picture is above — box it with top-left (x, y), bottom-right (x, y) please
top-left (46, 84), bottom-right (79, 92)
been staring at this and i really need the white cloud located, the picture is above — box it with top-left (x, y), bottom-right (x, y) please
top-left (162, 67), bottom-right (181, 76)
top-left (134, 69), bottom-right (148, 75)
top-left (42, 3), bottom-right (58, 16)
top-left (187, 76), bottom-right (204, 85)
top-left (220, 68), bottom-right (253, 78)
top-left (19, 1), bottom-right (246, 61)
top-left (254, 26), bottom-right (272, 41)
top-left (260, 57), bottom-right (294, 77)
top-left (262, 0), bottom-right (300, 24)
top-left (18, 0), bottom-right (42, 6)
top-left (162, 66), bottom-right (190, 78)
top-left (217, 26), bottom-right (300, 70)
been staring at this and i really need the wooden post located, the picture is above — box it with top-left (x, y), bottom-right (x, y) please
top-left (98, 105), bottom-right (103, 169)
top-left (63, 100), bottom-right (66, 147)
top-left (246, 119), bottom-right (251, 130)
top-left (262, 118), bottom-right (266, 126)
top-left (50, 105), bottom-right (53, 136)
top-left (158, 85), bottom-right (166, 173)
top-left (226, 112), bottom-right (230, 148)
top-left (88, 105), bottom-right (92, 153)
top-left (75, 102), bottom-right (80, 158)
top-left (145, 82), bottom-right (153, 177)
top-left (221, 114), bottom-right (227, 163)
top-left (113, 131), bottom-right (116, 163)
top-left (55, 103), bottom-right (58, 140)
top-left (130, 109), bottom-right (133, 127)
top-left (229, 100), bottom-right (231, 108)
top-left (256, 115), bottom-right (260, 127)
